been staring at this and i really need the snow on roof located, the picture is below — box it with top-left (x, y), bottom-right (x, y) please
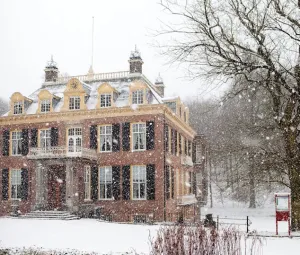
top-left (1, 73), bottom-right (166, 116)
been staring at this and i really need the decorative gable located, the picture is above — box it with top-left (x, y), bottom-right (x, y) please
top-left (61, 78), bottom-right (87, 111)
top-left (129, 80), bottom-right (149, 105)
top-left (9, 92), bottom-right (32, 116)
top-left (96, 82), bottom-right (119, 108)
top-left (36, 89), bottom-right (60, 113)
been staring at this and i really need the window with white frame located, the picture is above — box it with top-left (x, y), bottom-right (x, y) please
top-left (132, 165), bottom-right (146, 200)
top-left (68, 128), bottom-right (82, 152)
top-left (41, 99), bottom-right (51, 112)
top-left (69, 96), bottom-right (80, 110)
top-left (11, 131), bottom-right (22, 155)
top-left (99, 166), bottom-right (112, 199)
top-left (100, 94), bottom-right (112, 108)
top-left (99, 125), bottom-right (112, 152)
top-left (132, 123), bottom-right (146, 151)
top-left (196, 144), bottom-right (202, 163)
top-left (39, 129), bottom-right (51, 151)
top-left (84, 166), bottom-right (91, 200)
top-left (13, 101), bottom-right (23, 115)
top-left (132, 90), bottom-right (143, 104)
top-left (10, 169), bottom-right (21, 199)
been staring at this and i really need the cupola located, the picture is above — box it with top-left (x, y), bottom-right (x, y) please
top-left (44, 56), bottom-right (59, 82)
top-left (129, 46), bottom-right (143, 74)
top-left (154, 73), bottom-right (165, 97)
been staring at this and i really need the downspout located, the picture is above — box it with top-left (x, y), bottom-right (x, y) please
top-left (163, 108), bottom-right (166, 222)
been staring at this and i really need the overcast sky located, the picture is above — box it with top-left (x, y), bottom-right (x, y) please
top-left (0, 0), bottom-right (226, 103)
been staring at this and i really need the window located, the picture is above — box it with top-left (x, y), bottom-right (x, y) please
top-left (132, 123), bottom-right (146, 151)
top-left (188, 141), bottom-right (192, 157)
top-left (84, 166), bottom-right (91, 200)
top-left (10, 169), bottom-right (21, 200)
top-left (11, 131), bottom-right (22, 156)
top-left (41, 99), bottom-right (51, 112)
top-left (165, 101), bottom-right (176, 113)
top-left (99, 166), bottom-right (112, 199)
top-left (68, 128), bottom-right (82, 152)
top-left (184, 112), bottom-right (187, 122)
top-left (100, 94), bottom-right (112, 108)
top-left (69, 96), bottom-right (80, 110)
top-left (39, 129), bottom-right (51, 150)
top-left (132, 165), bottom-right (146, 200)
top-left (196, 144), bottom-right (202, 163)
top-left (99, 125), bottom-right (112, 152)
top-left (13, 101), bottom-right (23, 115)
top-left (132, 90), bottom-right (143, 104)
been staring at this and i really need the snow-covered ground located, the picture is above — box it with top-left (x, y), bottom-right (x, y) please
top-left (0, 205), bottom-right (299, 254)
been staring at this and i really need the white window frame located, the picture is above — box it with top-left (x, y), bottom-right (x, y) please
top-left (132, 165), bottom-right (146, 200)
top-left (196, 144), bottom-right (202, 163)
top-left (10, 169), bottom-right (21, 200)
top-left (11, 131), bottom-right (22, 156)
top-left (39, 129), bottom-right (51, 151)
top-left (41, 99), bottom-right (51, 113)
top-left (68, 127), bottom-right (82, 153)
top-left (132, 90), bottom-right (144, 105)
top-left (84, 165), bottom-right (91, 200)
top-left (69, 96), bottom-right (80, 110)
top-left (13, 101), bottom-right (23, 115)
top-left (99, 166), bottom-right (113, 200)
top-left (132, 123), bottom-right (146, 151)
top-left (100, 94), bottom-right (112, 108)
top-left (99, 125), bottom-right (112, 152)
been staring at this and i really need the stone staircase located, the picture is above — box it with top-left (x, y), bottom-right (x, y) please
top-left (21, 210), bottom-right (79, 220)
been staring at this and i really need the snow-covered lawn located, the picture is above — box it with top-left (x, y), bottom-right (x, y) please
top-left (0, 206), bottom-right (300, 254)
top-left (0, 218), bottom-right (158, 254)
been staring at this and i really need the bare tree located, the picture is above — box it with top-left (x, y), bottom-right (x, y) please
top-left (159, 0), bottom-right (300, 230)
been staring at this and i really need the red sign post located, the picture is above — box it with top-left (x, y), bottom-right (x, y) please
top-left (275, 193), bottom-right (291, 236)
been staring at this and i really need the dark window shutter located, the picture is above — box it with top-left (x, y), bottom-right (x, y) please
top-left (2, 169), bottom-right (9, 200)
top-left (30, 128), bottom-right (38, 147)
top-left (165, 165), bottom-right (170, 199)
top-left (90, 125), bottom-right (98, 149)
top-left (112, 124), bottom-right (120, 152)
top-left (146, 121), bottom-right (155, 150)
top-left (50, 127), bottom-right (59, 146)
top-left (122, 122), bottom-right (130, 151)
top-left (171, 129), bottom-right (175, 154)
top-left (21, 168), bottom-right (28, 200)
top-left (2, 130), bottom-right (9, 156)
top-left (174, 131), bottom-right (178, 155)
top-left (21, 129), bottom-right (29, 156)
top-left (122, 165), bottom-right (130, 200)
top-left (185, 139), bottom-right (187, 155)
top-left (179, 134), bottom-right (182, 155)
top-left (91, 166), bottom-right (98, 201)
top-left (112, 166), bottom-right (120, 200)
top-left (192, 141), bottom-right (196, 162)
top-left (192, 172), bottom-right (197, 195)
top-left (164, 124), bottom-right (169, 152)
top-left (146, 164), bottom-right (155, 200)
top-left (171, 168), bottom-right (175, 199)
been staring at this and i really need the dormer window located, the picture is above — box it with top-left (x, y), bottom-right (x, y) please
top-left (165, 101), bottom-right (176, 113)
top-left (41, 99), bottom-right (51, 113)
top-left (13, 101), bottom-right (23, 115)
top-left (69, 96), bottom-right (80, 110)
top-left (100, 94), bottom-right (112, 108)
top-left (132, 90), bottom-right (144, 105)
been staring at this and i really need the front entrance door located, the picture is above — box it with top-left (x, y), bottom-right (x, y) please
top-left (48, 167), bottom-right (66, 210)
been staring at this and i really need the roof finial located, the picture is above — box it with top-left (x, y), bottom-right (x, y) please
top-left (88, 16), bottom-right (95, 75)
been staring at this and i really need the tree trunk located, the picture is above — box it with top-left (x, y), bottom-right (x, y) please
top-left (284, 128), bottom-right (300, 231)
top-left (249, 153), bottom-right (256, 208)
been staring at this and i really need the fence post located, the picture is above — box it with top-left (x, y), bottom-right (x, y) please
top-left (246, 216), bottom-right (249, 233)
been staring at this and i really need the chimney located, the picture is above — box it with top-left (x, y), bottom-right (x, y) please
top-left (154, 73), bottom-right (165, 97)
top-left (44, 56), bottom-right (59, 82)
top-left (128, 46), bottom-right (143, 73)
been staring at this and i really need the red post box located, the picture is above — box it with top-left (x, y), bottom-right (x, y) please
top-left (275, 193), bottom-right (290, 236)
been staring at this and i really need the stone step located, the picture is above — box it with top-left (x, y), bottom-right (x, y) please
top-left (21, 210), bottom-right (79, 220)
